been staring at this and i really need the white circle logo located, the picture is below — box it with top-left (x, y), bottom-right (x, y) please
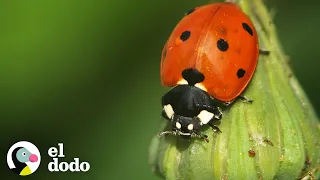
top-left (7, 141), bottom-right (41, 176)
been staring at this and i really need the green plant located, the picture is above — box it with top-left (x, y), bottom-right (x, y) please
top-left (148, 0), bottom-right (320, 179)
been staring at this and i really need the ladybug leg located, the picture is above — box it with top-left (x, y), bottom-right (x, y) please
top-left (238, 95), bottom-right (253, 103)
top-left (208, 122), bottom-right (222, 133)
top-left (259, 49), bottom-right (270, 55)
top-left (191, 132), bottom-right (209, 143)
top-left (222, 100), bottom-right (234, 106)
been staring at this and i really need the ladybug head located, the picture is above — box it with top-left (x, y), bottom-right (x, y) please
top-left (159, 85), bottom-right (222, 142)
top-left (158, 112), bottom-right (211, 142)
top-left (171, 114), bottom-right (202, 135)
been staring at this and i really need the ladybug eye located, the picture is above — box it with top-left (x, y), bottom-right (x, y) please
top-left (22, 152), bottom-right (26, 156)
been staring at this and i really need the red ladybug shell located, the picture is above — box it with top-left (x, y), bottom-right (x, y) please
top-left (160, 2), bottom-right (259, 102)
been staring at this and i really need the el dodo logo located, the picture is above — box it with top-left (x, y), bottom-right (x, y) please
top-left (48, 143), bottom-right (90, 172)
top-left (7, 141), bottom-right (40, 176)
top-left (7, 141), bottom-right (90, 174)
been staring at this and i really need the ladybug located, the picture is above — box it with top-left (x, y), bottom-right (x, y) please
top-left (158, 2), bottom-right (269, 142)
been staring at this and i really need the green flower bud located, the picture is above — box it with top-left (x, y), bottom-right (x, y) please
top-left (148, 0), bottom-right (320, 179)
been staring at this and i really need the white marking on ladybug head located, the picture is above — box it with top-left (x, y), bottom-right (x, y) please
top-left (176, 122), bottom-right (182, 129)
top-left (187, 124), bottom-right (194, 130)
top-left (177, 79), bottom-right (188, 85)
top-left (163, 104), bottom-right (174, 119)
top-left (195, 83), bottom-right (207, 92)
top-left (197, 110), bottom-right (214, 124)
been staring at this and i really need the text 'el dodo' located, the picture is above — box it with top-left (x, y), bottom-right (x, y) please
top-left (48, 143), bottom-right (90, 172)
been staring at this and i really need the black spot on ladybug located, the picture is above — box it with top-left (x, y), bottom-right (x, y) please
top-left (182, 68), bottom-right (205, 86)
top-left (180, 31), bottom-right (191, 41)
top-left (186, 8), bottom-right (195, 15)
top-left (242, 22), bottom-right (253, 36)
top-left (237, 69), bottom-right (246, 78)
top-left (217, 38), bottom-right (229, 51)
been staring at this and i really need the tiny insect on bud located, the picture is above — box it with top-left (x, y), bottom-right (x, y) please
top-left (263, 138), bottom-right (274, 146)
top-left (248, 149), bottom-right (256, 157)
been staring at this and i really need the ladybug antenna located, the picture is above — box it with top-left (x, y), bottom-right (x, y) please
top-left (158, 131), bottom-right (178, 137)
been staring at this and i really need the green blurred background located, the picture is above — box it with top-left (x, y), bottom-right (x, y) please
top-left (1, 0), bottom-right (319, 179)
